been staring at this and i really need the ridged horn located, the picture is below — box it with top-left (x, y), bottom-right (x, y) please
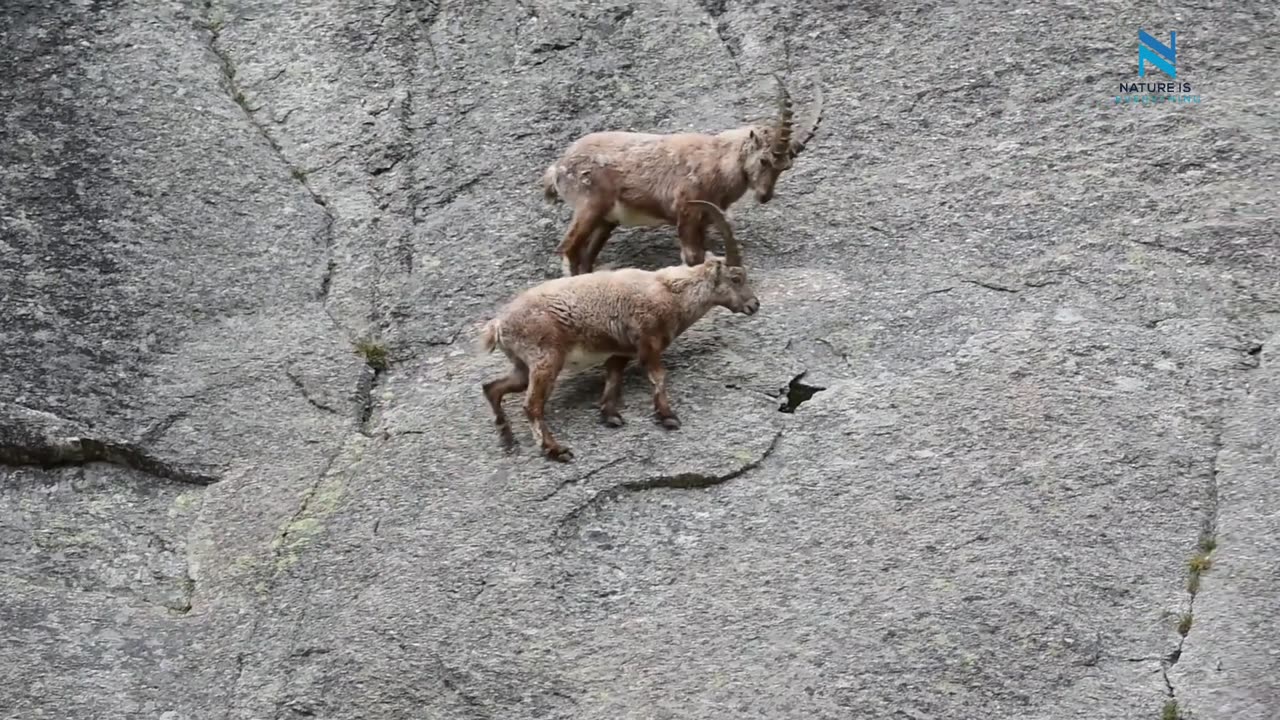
top-left (690, 200), bottom-right (741, 267)
top-left (790, 86), bottom-right (824, 158)
top-left (770, 74), bottom-right (794, 160)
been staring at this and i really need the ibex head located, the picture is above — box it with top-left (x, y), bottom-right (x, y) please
top-left (742, 75), bottom-right (824, 204)
top-left (690, 200), bottom-right (759, 316)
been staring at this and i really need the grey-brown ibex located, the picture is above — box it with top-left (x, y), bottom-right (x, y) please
top-left (480, 201), bottom-right (758, 461)
top-left (542, 76), bottom-right (822, 276)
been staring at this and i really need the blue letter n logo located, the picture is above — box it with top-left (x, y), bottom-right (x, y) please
top-left (1139, 30), bottom-right (1176, 78)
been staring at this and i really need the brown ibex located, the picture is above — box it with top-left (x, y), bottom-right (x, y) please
top-left (479, 201), bottom-right (759, 461)
top-left (542, 76), bottom-right (822, 275)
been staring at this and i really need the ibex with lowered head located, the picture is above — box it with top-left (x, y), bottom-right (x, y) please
top-left (480, 202), bottom-right (758, 461)
top-left (542, 76), bottom-right (822, 275)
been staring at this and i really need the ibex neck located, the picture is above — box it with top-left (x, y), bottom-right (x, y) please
top-left (712, 128), bottom-right (754, 205)
top-left (677, 298), bottom-right (716, 336)
top-left (672, 279), bottom-right (720, 337)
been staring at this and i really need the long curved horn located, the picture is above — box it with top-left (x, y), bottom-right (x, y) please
top-left (790, 86), bottom-right (824, 158)
top-left (690, 200), bottom-right (741, 267)
top-left (770, 74), bottom-right (794, 160)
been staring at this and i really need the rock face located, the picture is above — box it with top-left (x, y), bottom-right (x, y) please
top-left (2, 1), bottom-right (1277, 718)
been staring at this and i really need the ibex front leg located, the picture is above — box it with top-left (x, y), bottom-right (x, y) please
top-left (599, 355), bottom-right (629, 427)
top-left (675, 202), bottom-right (708, 267)
top-left (639, 341), bottom-right (679, 430)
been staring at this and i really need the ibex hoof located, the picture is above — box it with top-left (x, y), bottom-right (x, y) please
top-left (497, 425), bottom-right (517, 451)
top-left (601, 413), bottom-right (625, 428)
top-left (545, 446), bottom-right (574, 462)
top-left (657, 415), bottom-right (681, 430)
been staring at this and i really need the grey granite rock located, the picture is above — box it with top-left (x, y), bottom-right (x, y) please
top-left (2, 1), bottom-right (1277, 718)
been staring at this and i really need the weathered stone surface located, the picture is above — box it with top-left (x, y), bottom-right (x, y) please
top-left (2, 1), bottom-right (1277, 718)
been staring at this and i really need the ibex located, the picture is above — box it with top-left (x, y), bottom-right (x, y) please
top-left (480, 201), bottom-right (758, 461)
top-left (543, 76), bottom-right (822, 275)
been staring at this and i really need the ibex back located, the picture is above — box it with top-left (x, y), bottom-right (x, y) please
top-left (480, 202), bottom-right (758, 461)
top-left (543, 76), bottom-right (822, 275)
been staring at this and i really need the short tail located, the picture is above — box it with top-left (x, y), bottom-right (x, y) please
top-left (541, 163), bottom-right (562, 204)
top-left (478, 318), bottom-right (501, 354)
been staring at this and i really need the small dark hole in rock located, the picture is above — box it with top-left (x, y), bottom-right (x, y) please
top-left (1247, 344), bottom-right (1262, 356)
top-left (778, 372), bottom-right (825, 413)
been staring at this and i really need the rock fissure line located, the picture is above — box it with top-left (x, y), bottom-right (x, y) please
top-left (0, 435), bottom-right (220, 485)
top-left (285, 368), bottom-right (343, 416)
top-left (219, 438), bottom-right (354, 719)
top-left (1160, 423), bottom-right (1224, 710)
top-left (276, 443), bottom-right (350, 551)
top-left (1127, 237), bottom-right (1204, 264)
top-left (537, 456), bottom-right (627, 502)
top-left (696, 0), bottom-right (743, 75)
top-left (557, 429), bottom-right (783, 534)
top-left (962, 278), bottom-right (1020, 293)
top-left (1163, 342), bottom-right (1266, 708)
top-left (404, 0), bottom-right (442, 69)
top-left (202, 1), bottom-right (338, 302)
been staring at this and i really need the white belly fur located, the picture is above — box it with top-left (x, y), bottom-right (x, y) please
top-left (564, 345), bottom-right (614, 370)
top-left (606, 201), bottom-right (667, 227)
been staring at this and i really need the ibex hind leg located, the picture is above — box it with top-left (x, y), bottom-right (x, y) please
top-left (482, 359), bottom-right (528, 451)
top-left (557, 205), bottom-right (608, 276)
top-left (578, 221), bottom-right (618, 275)
top-left (523, 356), bottom-right (573, 461)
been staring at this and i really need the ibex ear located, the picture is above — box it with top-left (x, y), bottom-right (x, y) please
top-left (714, 261), bottom-right (723, 283)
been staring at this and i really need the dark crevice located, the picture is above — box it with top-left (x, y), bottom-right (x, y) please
top-left (962, 278), bottom-right (1020, 293)
top-left (530, 33), bottom-right (585, 57)
top-left (778, 371), bottom-right (825, 413)
top-left (359, 367), bottom-right (387, 435)
top-left (921, 286), bottom-right (956, 297)
top-left (389, 86), bottom-right (419, 276)
top-left (558, 430), bottom-right (782, 538)
top-left (318, 257), bottom-right (336, 300)
top-left (0, 435), bottom-right (219, 485)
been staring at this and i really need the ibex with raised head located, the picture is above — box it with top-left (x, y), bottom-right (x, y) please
top-left (542, 76), bottom-right (822, 275)
top-left (480, 202), bottom-right (758, 461)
